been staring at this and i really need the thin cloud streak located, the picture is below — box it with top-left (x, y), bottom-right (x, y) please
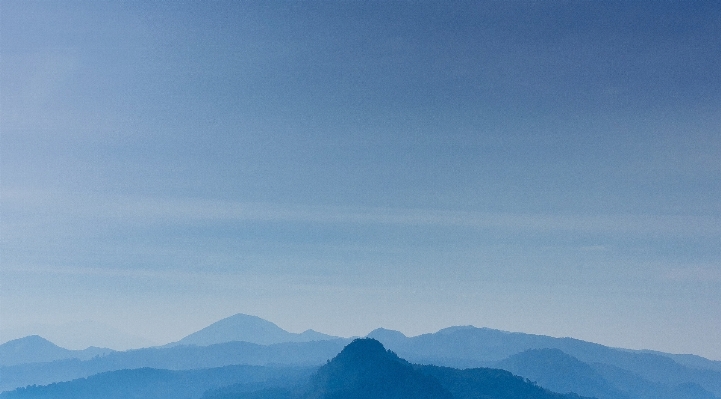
top-left (1, 262), bottom-right (402, 296)
top-left (5, 189), bottom-right (720, 238)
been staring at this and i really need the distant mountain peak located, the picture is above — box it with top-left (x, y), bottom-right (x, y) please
top-left (170, 313), bottom-right (339, 347)
top-left (0, 335), bottom-right (70, 367)
top-left (218, 313), bottom-right (271, 325)
top-left (435, 325), bottom-right (478, 334)
top-left (299, 329), bottom-right (334, 340)
top-left (1, 335), bottom-right (61, 350)
top-left (367, 328), bottom-right (407, 340)
top-left (367, 327), bottom-right (406, 336)
top-left (0, 335), bottom-right (115, 367)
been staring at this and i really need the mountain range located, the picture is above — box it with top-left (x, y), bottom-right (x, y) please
top-left (299, 338), bottom-right (593, 399)
top-left (0, 321), bottom-right (156, 351)
top-left (2, 339), bottom-right (591, 399)
top-left (0, 336), bottom-right (112, 367)
top-left (2, 314), bottom-right (720, 399)
top-left (367, 326), bottom-right (721, 399)
top-left (0, 339), bottom-right (350, 392)
top-left (166, 314), bottom-right (338, 347)
top-left (1, 364), bottom-right (315, 399)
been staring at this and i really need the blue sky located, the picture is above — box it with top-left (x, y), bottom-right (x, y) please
top-left (2, 1), bottom-right (721, 358)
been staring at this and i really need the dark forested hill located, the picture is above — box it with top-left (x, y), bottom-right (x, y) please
top-left (2, 339), bottom-right (593, 399)
top-left (0, 339), bottom-right (349, 392)
top-left (4, 321), bottom-right (720, 399)
top-left (0, 365), bottom-right (315, 399)
top-left (301, 338), bottom-right (452, 399)
top-left (204, 339), bottom-right (593, 399)
top-left (367, 326), bottom-right (721, 399)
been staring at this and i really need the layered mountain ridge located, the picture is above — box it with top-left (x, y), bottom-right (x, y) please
top-left (3, 339), bottom-right (591, 399)
top-left (167, 314), bottom-right (339, 347)
top-left (2, 314), bottom-right (720, 399)
top-left (0, 336), bottom-right (112, 367)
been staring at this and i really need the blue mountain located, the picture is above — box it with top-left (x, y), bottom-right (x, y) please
top-left (206, 338), bottom-right (593, 399)
top-left (1, 339), bottom-right (594, 399)
top-left (4, 316), bottom-right (720, 399)
top-left (302, 338), bottom-right (452, 399)
top-left (0, 339), bottom-right (349, 393)
top-left (368, 326), bottom-right (721, 399)
top-left (495, 348), bottom-right (630, 399)
top-left (0, 336), bottom-right (112, 367)
top-left (0, 364), bottom-right (314, 399)
top-left (169, 314), bottom-right (338, 347)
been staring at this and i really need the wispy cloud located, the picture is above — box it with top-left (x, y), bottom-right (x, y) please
top-left (75, 197), bottom-right (721, 237)
top-left (5, 189), bottom-right (720, 238)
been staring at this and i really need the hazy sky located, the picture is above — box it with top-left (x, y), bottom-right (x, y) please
top-left (2, 1), bottom-right (720, 358)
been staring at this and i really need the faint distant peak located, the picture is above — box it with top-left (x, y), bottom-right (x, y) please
top-left (435, 325), bottom-right (479, 334)
top-left (1, 320), bottom-right (156, 351)
top-left (1, 334), bottom-right (62, 349)
top-left (209, 313), bottom-right (282, 330)
top-left (170, 313), bottom-right (339, 347)
top-left (0, 335), bottom-right (69, 367)
top-left (0, 334), bottom-right (115, 367)
top-left (366, 327), bottom-right (408, 342)
top-left (298, 329), bottom-right (336, 340)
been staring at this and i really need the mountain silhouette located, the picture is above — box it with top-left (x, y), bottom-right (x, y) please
top-left (0, 336), bottom-right (70, 367)
top-left (302, 338), bottom-right (452, 399)
top-left (367, 325), bottom-right (721, 399)
top-left (169, 314), bottom-right (338, 347)
top-left (298, 338), bottom-right (592, 399)
top-left (4, 320), bottom-right (720, 399)
top-left (495, 348), bottom-right (629, 399)
top-left (0, 365), bottom-right (314, 399)
top-left (0, 339), bottom-right (349, 393)
top-left (1, 321), bottom-right (156, 351)
top-left (0, 336), bottom-right (112, 367)
top-left (366, 328), bottom-right (408, 348)
top-left (0, 338), bottom-right (610, 399)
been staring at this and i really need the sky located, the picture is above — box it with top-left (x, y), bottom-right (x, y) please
top-left (1, 1), bottom-right (720, 358)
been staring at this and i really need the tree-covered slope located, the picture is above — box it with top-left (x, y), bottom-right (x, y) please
top-left (368, 326), bottom-right (721, 398)
top-left (2, 339), bottom-right (594, 399)
top-left (301, 338), bottom-right (452, 399)
top-left (0, 340), bottom-right (348, 392)
top-left (213, 339), bottom-right (593, 399)
top-left (0, 365), bottom-right (314, 399)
